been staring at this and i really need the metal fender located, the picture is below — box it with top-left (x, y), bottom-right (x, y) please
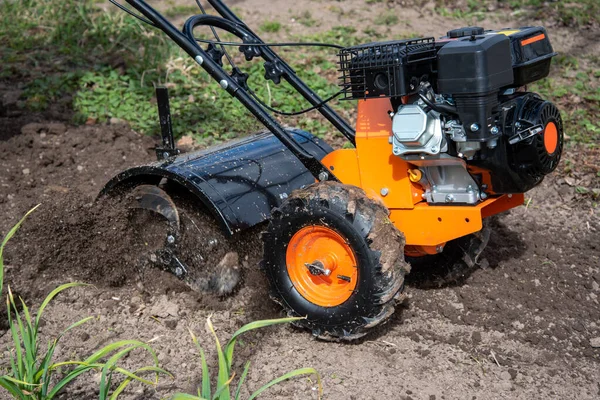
top-left (100, 129), bottom-right (333, 235)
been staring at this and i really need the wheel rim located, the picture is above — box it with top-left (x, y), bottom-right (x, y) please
top-left (286, 226), bottom-right (358, 307)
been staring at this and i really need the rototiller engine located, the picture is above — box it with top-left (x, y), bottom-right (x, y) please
top-left (103, 0), bottom-right (563, 339)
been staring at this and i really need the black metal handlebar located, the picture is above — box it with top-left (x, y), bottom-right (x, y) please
top-left (203, 0), bottom-right (356, 143)
top-left (122, 0), bottom-right (352, 182)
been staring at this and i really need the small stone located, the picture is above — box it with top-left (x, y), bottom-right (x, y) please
top-left (218, 252), bottom-right (239, 268)
top-left (47, 122), bottom-right (66, 135)
top-left (472, 331), bottom-right (482, 343)
top-left (500, 371), bottom-right (512, 381)
top-left (104, 300), bottom-right (118, 311)
top-left (176, 135), bottom-right (195, 149)
top-left (592, 281), bottom-right (600, 291)
top-left (512, 320), bottom-right (525, 330)
top-left (508, 369), bottom-right (518, 380)
top-left (331, 378), bottom-right (342, 385)
top-left (77, 165), bottom-right (83, 172)
top-left (109, 117), bottom-right (126, 125)
top-left (22, 168), bottom-right (30, 175)
top-left (164, 319), bottom-right (178, 330)
top-left (590, 337), bottom-right (600, 348)
top-left (150, 294), bottom-right (179, 318)
top-left (80, 332), bottom-right (90, 342)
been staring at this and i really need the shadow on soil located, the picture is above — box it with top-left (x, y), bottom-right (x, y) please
top-left (405, 217), bottom-right (527, 290)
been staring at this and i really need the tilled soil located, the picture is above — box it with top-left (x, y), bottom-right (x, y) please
top-left (1, 118), bottom-right (599, 400)
top-left (1, 0), bottom-right (600, 398)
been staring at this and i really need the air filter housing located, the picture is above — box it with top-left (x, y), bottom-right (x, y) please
top-left (338, 38), bottom-right (437, 99)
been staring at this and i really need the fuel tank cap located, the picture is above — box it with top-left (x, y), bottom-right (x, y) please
top-left (447, 26), bottom-right (484, 38)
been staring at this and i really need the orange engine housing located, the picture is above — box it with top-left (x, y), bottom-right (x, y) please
top-left (321, 98), bottom-right (524, 251)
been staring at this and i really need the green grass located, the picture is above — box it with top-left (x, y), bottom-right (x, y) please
top-left (293, 11), bottom-right (318, 27)
top-left (165, 5), bottom-right (200, 18)
top-left (1, 0), bottom-right (598, 145)
top-left (172, 316), bottom-right (321, 400)
top-left (530, 55), bottom-right (600, 144)
top-left (0, 0), bottom-right (352, 142)
top-left (374, 12), bottom-right (399, 26)
top-left (259, 21), bottom-right (282, 33)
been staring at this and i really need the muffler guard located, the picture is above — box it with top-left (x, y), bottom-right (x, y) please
top-left (100, 129), bottom-right (333, 235)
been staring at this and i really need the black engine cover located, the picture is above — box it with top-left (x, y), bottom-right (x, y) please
top-left (469, 93), bottom-right (563, 193)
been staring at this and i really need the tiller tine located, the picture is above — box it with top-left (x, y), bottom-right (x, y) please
top-left (129, 184), bottom-right (188, 278)
top-left (130, 184), bottom-right (180, 229)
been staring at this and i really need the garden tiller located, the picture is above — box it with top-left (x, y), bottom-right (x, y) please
top-left (102, 0), bottom-right (563, 339)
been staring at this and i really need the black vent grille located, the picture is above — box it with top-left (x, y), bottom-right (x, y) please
top-left (338, 38), bottom-right (437, 100)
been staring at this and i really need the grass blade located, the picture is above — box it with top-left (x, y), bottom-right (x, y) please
top-left (0, 205), bottom-right (40, 300)
top-left (84, 339), bottom-right (157, 364)
top-left (199, 348), bottom-right (211, 399)
top-left (35, 282), bottom-right (89, 328)
top-left (171, 394), bottom-right (206, 400)
top-left (47, 364), bottom-right (98, 398)
top-left (109, 366), bottom-right (172, 400)
top-left (224, 317), bottom-right (303, 371)
top-left (188, 328), bottom-right (211, 399)
top-left (248, 367), bottom-right (321, 400)
top-left (0, 377), bottom-right (26, 399)
top-left (99, 346), bottom-right (143, 398)
top-left (211, 373), bottom-right (235, 400)
top-left (206, 316), bottom-right (230, 400)
top-left (234, 361), bottom-right (251, 400)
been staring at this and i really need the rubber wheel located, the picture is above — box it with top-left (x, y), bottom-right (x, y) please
top-left (262, 182), bottom-right (410, 340)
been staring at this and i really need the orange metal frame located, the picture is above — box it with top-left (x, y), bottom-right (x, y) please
top-left (321, 98), bottom-right (524, 248)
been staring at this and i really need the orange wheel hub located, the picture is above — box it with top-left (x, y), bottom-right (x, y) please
top-left (286, 226), bottom-right (358, 307)
top-left (543, 121), bottom-right (558, 154)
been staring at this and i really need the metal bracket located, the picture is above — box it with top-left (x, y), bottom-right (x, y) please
top-left (508, 124), bottom-right (543, 145)
top-left (154, 86), bottom-right (180, 161)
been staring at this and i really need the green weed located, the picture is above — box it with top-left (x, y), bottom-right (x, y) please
top-left (0, 206), bottom-right (40, 301)
top-left (259, 21), bottom-right (282, 33)
top-left (172, 316), bottom-right (321, 400)
top-left (165, 5), bottom-right (200, 18)
top-left (374, 12), bottom-right (399, 26)
top-left (294, 11), bottom-right (317, 27)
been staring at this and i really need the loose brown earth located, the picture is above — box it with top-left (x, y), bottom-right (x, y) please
top-left (1, 0), bottom-right (600, 399)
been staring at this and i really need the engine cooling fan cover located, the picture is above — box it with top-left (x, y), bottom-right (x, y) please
top-left (511, 97), bottom-right (563, 180)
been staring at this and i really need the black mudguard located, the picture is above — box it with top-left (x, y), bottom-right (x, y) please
top-left (100, 129), bottom-right (333, 235)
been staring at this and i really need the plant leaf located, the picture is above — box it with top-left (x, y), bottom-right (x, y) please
top-left (224, 317), bottom-right (303, 371)
top-left (171, 394), bottom-right (206, 400)
top-left (248, 367), bottom-right (321, 400)
top-left (234, 361), bottom-right (251, 400)
top-left (211, 373), bottom-right (235, 400)
top-left (0, 205), bottom-right (40, 300)
top-left (206, 316), bottom-right (230, 400)
top-left (188, 328), bottom-right (211, 399)
top-left (35, 282), bottom-right (89, 328)
top-left (0, 377), bottom-right (26, 399)
top-left (109, 366), bottom-right (172, 400)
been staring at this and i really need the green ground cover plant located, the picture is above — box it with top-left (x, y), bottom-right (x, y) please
top-left (172, 316), bottom-right (321, 400)
top-left (1, 0), bottom-right (597, 145)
